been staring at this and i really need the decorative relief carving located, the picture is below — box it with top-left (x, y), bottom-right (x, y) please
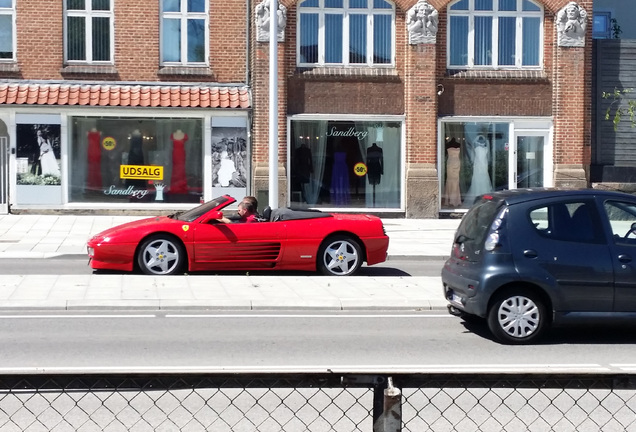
top-left (256, 0), bottom-right (287, 43)
top-left (406, 0), bottom-right (438, 45)
top-left (557, 2), bottom-right (587, 47)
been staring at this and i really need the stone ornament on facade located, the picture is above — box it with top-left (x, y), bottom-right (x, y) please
top-left (557, 1), bottom-right (587, 47)
top-left (256, 0), bottom-right (287, 43)
top-left (406, 0), bottom-right (438, 45)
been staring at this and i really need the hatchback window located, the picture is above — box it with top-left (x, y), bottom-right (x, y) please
top-left (529, 201), bottom-right (598, 243)
top-left (603, 200), bottom-right (636, 244)
top-left (453, 197), bottom-right (503, 261)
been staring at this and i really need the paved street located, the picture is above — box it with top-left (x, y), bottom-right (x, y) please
top-left (0, 214), bottom-right (461, 311)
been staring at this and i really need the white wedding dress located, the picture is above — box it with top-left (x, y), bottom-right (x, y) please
top-left (465, 145), bottom-right (492, 203)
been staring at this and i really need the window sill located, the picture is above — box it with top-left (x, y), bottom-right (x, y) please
top-left (446, 69), bottom-right (548, 81)
top-left (61, 65), bottom-right (118, 75)
top-left (158, 66), bottom-right (212, 76)
top-left (0, 62), bottom-right (20, 73)
top-left (295, 66), bottom-right (400, 81)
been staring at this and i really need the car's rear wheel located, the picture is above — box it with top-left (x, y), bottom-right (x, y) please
top-left (318, 235), bottom-right (362, 276)
top-left (487, 288), bottom-right (548, 345)
top-left (137, 235), bottom-right (185, 275)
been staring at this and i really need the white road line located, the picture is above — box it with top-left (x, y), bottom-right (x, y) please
top-left (0, 364), bottom-right (610, 374)
top-left (0, 315), bottom-right (156, 319)
top-left (165, 314), bottom-right (452, 318)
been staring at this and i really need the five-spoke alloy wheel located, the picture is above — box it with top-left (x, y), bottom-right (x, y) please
top-left (318, 236), bottom-right (363, 276)
top-left (137, 235), bottom-right (185, 275)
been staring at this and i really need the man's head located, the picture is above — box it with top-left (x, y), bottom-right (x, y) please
top-left (237, 200), bottom-right (256, 218)
top-left (242, 196), bottom-right (258, 211)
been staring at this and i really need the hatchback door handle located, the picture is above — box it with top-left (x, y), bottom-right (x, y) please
top-left (523, 249), bottom-right (538, 258)
top-left (618, 254), bottom-right (632, 263)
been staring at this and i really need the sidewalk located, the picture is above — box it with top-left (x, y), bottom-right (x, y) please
top-left (0, 214), bottom-right (461, 311)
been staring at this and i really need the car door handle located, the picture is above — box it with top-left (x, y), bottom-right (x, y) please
top-left (523, 249), bottom-right (538, 258)
top-left (618, 254), bottom-right (632, 263)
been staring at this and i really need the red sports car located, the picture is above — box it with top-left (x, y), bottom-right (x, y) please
top-left (87, 195), bottom-right (389, 276)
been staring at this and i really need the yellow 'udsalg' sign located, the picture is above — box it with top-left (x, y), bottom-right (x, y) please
top-left (120, 165), bottom-right (164, 180)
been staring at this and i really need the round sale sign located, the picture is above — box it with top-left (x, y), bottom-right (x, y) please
top-left (102, 136), bottom-right (116, 151)
top-left (353, 162), bottom-right (368, 177)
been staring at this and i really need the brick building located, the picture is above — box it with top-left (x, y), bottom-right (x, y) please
top-left (0, 0), bottom-right (251, 210)
top-left (0, 0), bottom-right (593, 217)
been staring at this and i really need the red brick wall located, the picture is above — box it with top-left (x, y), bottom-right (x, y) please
top-left (9, 0), bottom-right (247, 83)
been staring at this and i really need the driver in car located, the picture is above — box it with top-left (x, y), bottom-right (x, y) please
top-left (219, 196), bottom-right (259, 223)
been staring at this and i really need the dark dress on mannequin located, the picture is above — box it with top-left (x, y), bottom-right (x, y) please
top-left (294, 144), bottom-right (313, 203)
top-left (366, 143), bottom-right (384, 186)
top-left (170, 132), bottom-right (188, 195)
top-left (330, 151), bottom-right (349, 206)
top-left (126, 131), bottom-right (145, 187)
top-left (87, 130), bottom-right (102, 190)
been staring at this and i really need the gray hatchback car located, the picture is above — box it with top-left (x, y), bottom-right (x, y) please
top-left (442, 188), bottom-right (636, 344)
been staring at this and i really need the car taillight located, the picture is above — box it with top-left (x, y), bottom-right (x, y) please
top-left (484, 232), bottom-right (499, 251)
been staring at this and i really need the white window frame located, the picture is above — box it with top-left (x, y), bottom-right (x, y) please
top-left (0, 0), bottom-right (16, 62)
top-left (160, 0), bottom-right (209, 66)
top-left (297, 0), bottom-right (395, 68)
top-left (447, 0), bottom-right (543, 70)
top-left (63, 0), bottom-right (114, 64)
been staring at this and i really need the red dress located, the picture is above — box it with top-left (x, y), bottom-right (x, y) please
top-left (87, 130), bottom-right (102, 189)
top-left (170, 133), bottom-right (188, 194)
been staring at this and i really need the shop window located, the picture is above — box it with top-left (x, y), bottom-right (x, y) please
top-left (64, 0), bottom-right (113, 63)
top-left (297, 0), bottom-right (394, 67)
top-left (0, 0), bottom-right (15, 60)
top-left (441, 122), bottom-right (509, 209)
top-left (290, 119), bottom-right (401, 209)
top-left (161, 0), bottom-right (208, 65)
top-left (448, 0), bottom-right (542, 69)
top-left (69, 117), bottom-right (203, 204)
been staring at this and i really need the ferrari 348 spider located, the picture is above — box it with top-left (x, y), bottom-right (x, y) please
top-left (87, 195), bottom-right (389, 276)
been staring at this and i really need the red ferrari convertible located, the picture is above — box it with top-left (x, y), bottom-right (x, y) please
top-left (87, 195), bottom-right (389, 276)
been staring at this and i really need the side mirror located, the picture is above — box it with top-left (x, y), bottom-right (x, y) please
top-left (201, 211), bottom-right (223, 223)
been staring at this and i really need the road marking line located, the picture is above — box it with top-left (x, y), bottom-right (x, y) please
top-left (165, 314), bottom-right (452, 318)
top-left (0, 315), bottom-right (156, 319)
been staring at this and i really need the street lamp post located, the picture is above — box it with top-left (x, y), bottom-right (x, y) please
top-left (268, 0), bottom-right (279, 209)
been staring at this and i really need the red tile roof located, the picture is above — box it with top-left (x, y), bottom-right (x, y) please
top-left (0, 83), bottom-right (251, 109)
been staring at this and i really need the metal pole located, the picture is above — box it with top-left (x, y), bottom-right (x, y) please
top-left (268, 0), bottom-right (279, 209)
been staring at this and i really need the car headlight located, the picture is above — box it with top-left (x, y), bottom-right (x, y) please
top-left (87, 246), bottom-right (94, 257)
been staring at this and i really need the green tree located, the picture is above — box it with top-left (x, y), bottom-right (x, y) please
top-left (603, 88), bottom-right (636, 131)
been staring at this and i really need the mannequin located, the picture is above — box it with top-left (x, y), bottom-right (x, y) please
top-left (330, 142), bottom-right (349, 206)
top-left (87, 127), bottom-right (102, 189)
top-left (465, 135), bottom-right (492, 203)
top-left (126, 129), bottom-right (145, 187)
top-left (444, 138), bottom-right (462, 207)
top-left (170, 129), bottom-right (188, 194)
top-left (366, 143), bottom-right (384, 206)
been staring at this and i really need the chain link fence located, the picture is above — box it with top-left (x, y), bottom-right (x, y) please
top-left (0, 373), bottom-right (634, 431)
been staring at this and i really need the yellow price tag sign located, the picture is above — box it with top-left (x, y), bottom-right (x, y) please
top-left (120, 165), bottom-right (164, 181)
top-left (353, 162), bottom-right (367, 177)
top-left (102, 136), bottom-right (116, 151)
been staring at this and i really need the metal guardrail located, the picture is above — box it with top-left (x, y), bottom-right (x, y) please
top-left (0, 373), bottom-right (634, 431)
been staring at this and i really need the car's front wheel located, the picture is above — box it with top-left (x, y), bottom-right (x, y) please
top-left (318, 236), bottom-right (362, 276)
top-left (137, 235), bottom-right (185, 275)
top-left (487, 288), bottom-right (548, 345)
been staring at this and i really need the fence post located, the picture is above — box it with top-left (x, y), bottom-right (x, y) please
top-left (373, 376), bottom-right (402, 432)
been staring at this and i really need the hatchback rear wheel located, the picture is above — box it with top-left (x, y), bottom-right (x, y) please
top-left (487, 288), bottom-right (548, 345)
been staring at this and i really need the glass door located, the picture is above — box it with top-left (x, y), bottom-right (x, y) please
top-left (513, 133), bottom-right (548, 189)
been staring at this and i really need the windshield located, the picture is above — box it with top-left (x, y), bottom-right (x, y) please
top-left (176, 196), bottom-right (232, 222)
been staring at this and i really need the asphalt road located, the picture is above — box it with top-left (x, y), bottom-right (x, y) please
top-left (0, 311), bottom-right (635, 372)
top-left (0, 256), bottom-right (446, 276)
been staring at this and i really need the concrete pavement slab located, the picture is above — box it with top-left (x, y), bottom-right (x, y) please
top-left (0, 213), bottom-right (459, 311)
